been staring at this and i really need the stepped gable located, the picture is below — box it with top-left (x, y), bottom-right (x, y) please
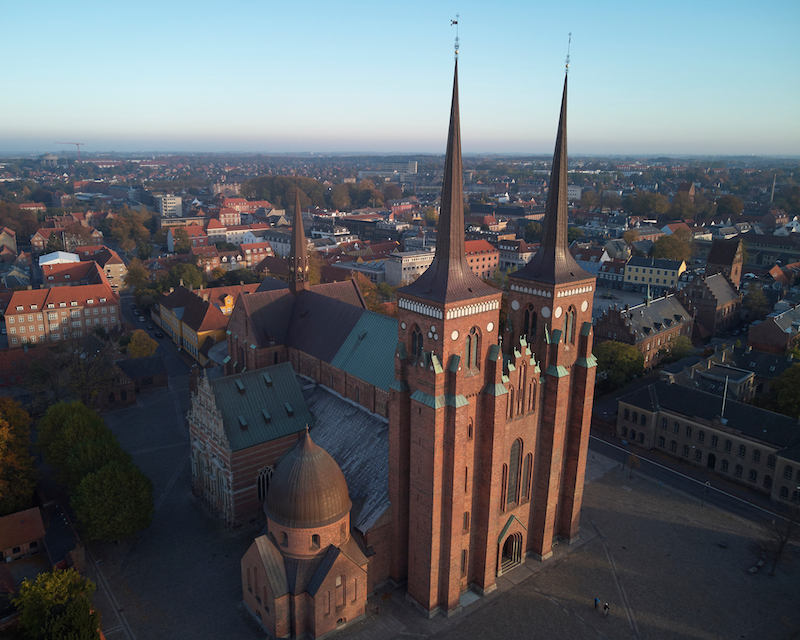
top-left (398, 61), bottom-right (498, 304)
top-left (512, 75), bottom-right (592, 286)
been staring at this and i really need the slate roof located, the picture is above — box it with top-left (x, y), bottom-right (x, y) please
top-left (707, 238), bottom-right (741, 265)
top-left (287, 292), bottom-right (367, 364)
top-left (609, 295), bottom-right (691, 341)
top-left (209, 362), bottom-right (313, 451)
top-left (628, 257), bottom-right (684, 271)
top-left (731, 346), bottom-right (796, 380)
top-left (619, 380), bottom-right (800, 450)
top-left (235, 289), bottom-right (295, 348)
top-left (703, 274), bottom-right (739, 305)
top-left (303, 383), bottom-right (389, 534)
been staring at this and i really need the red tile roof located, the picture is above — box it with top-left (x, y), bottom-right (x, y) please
top-left (0, 507), bottom-right (45, 550)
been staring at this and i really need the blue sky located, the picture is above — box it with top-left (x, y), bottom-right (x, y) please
top-left (2, 0), bottom-right (798, 156)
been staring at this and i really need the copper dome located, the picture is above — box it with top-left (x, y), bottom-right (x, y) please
top-left (265, 431), bottom-right (352, 529)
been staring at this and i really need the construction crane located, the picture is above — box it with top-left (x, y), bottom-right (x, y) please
top-left (54, 142), bottom-right (84, 161)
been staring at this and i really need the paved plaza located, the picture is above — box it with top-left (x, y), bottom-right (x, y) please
top-left (88, 382), bottom-right (800, 640)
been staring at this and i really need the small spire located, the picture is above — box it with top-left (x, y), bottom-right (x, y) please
top-left (565, 32), bottom-right (571, 75)
top-left (451, 14), bottom-right (460, 60)
top-left (289, 183), bottom-right (311, 293)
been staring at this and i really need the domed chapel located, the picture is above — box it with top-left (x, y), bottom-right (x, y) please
top-left (189, 55), bottom-right (596, 639)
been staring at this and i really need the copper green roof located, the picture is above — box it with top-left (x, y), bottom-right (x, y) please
top-left (329, 311), bottom-right (398, 391)
top-left (209, 361), bottom-right (313, 451)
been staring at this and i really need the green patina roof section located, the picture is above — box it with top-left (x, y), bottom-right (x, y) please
top-left (488, 344), bottom-right (502, 361)
top-left (497, 514), bottom-right (526, 544)
top-left (410, 389), bottom-right (468, 408)
top-left (483, 382), bottom-right (508, 396)
top-left (581, 321), bottom-right (592, 337)
top-left (396, 341), bottom-right (407, 360)
top-left (546, 364), bottom-right (569, 378)
top-left (549, 328), bottom-right (562, 345)
top-left (329, 312), bottom-right (398, 392)
top-left (576, 354), bottom-right (598, 368)
top-left (210, 361), bottom-right (313, 451)
top-left (389, 379), bottom-right (409, 392)
top-left (448, 354), bottom-right (460, 373)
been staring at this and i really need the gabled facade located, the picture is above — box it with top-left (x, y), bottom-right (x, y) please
top-left (677, 273), bottom-right (742, 338)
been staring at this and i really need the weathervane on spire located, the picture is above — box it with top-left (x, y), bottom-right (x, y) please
top-left (452, 14), bottom-right (460, 59)
top-left (565, 32), bottom-right (572, 75)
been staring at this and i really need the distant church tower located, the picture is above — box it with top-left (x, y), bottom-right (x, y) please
top-left (388, 61), bottom-right (597, 617)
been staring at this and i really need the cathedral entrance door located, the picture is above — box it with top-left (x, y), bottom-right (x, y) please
top-left (501, 532), bottom-right (523, 574)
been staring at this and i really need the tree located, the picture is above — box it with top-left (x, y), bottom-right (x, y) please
top-left (524, 222), bottom-right (543, 243)
top-left (766, 507), bottom-right (799, 576)
top-left (423, 207), bottom-right (439, 227)
top-left (743, 288), bottom-right (770, 321)
top-left (753, 364), bottom-right (800, 419)
top-left (622, 230), bottom-right (639, 245)
top-left (348, 273), bottom-right (382, 313)
top-left (137, 242), bottom-right (153, 260)
top-left (37, 402), bottom-right (111, 474)
top-left (46, 232), bottom-right (64, 252)
top-left (567, 227), bottom-right (584, 243)
top-left (166, 262), bottom-right (203, 290)
top-left (221, 268), bottom-right (261, 286)
top-left (593, 340), bottom-right (644, 394)
top-left (124, 258), bottom-right (149, 290)
top-left (330, 184), bottom-right (352, 210)
top-left (580, 191), bottom-right (598, 209)
top-left (669, 192), bottom-right (696, 220)
top-left (382, 184), bottom-right (402, 201)
top-left (13, 568), bottom-right (99, 640)
top-left (63, 435), bottom-right (132, 493)
top-left (653, 234), bottom-right (693, 262)
top-left (0, 399), bottom-right (37, 516)
top-left (172, 227), bottom-right (191, 253)
top-left (716, 195), bottom-right (744, 218)
top-left (72, 460), bottom-right (154, 542)
top-left (128, 330), bottom-right (158, 358)
top-left (669, 335), bottom-right (694, 361)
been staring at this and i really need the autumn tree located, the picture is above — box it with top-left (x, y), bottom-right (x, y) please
top-left (752, 364), bottom-right (800, 419)
top-left (743, 288), bottom-right (770, 321)
top-left (524, 222), bottom-right (543, 242)
top-left (330, 183), bottom-right (352, 210)
top-left (349, 272), bottom-right (383, 313)
top-left (653, 234), bottom-right (693, 262)
top-left (172, 227), bottom-right (191, 253)
top-left (622, 229), bottom-right (639, 245)
top-left (124, 257), bottom-right (149, 290)
top-left (128, 330), bottom-right (159, 358)
top-left (716, 195), bottom-right (744, 218)
top-left (72, 459), bottom-right (154, 542)
top-left (593, 340), bottom-right (644, 394)
top-left (13, 568), bottom-right (100, 640)
top-left (669, 192), bottom-right (696, 220)
top-left (167, 262), bottom-right (203, 289)
top-left (0, 399), bottom-right (36, 516)
top-left (382, 184), bottom-right (402, 201)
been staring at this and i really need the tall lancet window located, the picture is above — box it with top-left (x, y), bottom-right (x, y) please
top-left (466, 327), bottom-right (480, 369)
top-left (525, 305), bottom-right (537, 340)
top-left (506, 439), bottom-right (522, 505)
top-left (411, 326), bottom-right (423, 360)
top-left (566, 305), bottom-right (576, 344)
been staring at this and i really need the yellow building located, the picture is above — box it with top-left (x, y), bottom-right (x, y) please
top-left (623, 257), bottom-right (686, 295)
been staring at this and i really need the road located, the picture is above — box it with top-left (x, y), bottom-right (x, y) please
top-left (588, 434), bottom-right (792, 528)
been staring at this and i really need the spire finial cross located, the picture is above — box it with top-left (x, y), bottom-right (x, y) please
top-left (565, 32), bottom-right (572, 74)
top-left (452, 14), bottom-right (460, 59)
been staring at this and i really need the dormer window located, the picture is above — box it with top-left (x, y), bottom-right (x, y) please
top-left (86, 299), bottom-right (93, 305)
top-left (31, 305), bottom-right (37, 310)
top-left (99, 298), bottom-right (106, 303)
top-left (60, 302), bottom-right (66, 307)
top-left (47, 303), bottom-right (54, 308)
top-left (64, 275), bottom-right (70, 279)
top-left (70, 301), bottom-right (77, 306)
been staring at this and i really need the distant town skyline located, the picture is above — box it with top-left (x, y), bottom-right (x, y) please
top-left (2, 0), bottom-right (798, 157)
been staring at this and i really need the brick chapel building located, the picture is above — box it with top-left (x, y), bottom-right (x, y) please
top-left (191, 60), bottom-right (597, 638)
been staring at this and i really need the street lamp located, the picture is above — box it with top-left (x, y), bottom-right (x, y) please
top-left (702, 481), bottom-right (711, 507)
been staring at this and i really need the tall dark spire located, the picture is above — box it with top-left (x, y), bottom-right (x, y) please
top-left (512, 74), bottom-right (591, 285)
top-left (399, 61), bottom-right (498, 304)
top-left (289, 185), bottom-right (310, 293)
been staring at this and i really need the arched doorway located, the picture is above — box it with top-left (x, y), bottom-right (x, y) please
top-left (707, 453), bottom-right (716, 470)
top-left (501, 532), bottom-right (523, 574)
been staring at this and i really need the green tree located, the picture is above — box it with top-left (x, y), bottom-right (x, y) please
top-left (743, 288), bottom-right (770, 321)
top-left (167, 262), bottom-right (203, 289)
top-left (13, 568), bottom-right (99, 640)
top-left (137, 242), bottom-right (153, 260)
top-left (0, 399), bottom-right (37, 516)
top-left (653, 234), bottom-right (692, 262)
top-left (593, 340), bottom-right (644, 393)
top-left (128, 330), bottom-right (159, 358)
top-left (45, 232), bottom-right (64, 252)
top-left (124, 258), bottom-right (149, 290)
top-left (172, 227), bottom-right (191, 253)
top-left (37, 402), bottom-right (111, 474)
top-left (669, 192), bottom-right (696, 220)
top-left (72, 460), bottom-right (154, 542)
top-left (524, 222), bottom-right (543, 243)
top-left (330, 183), bottom-right (352, 210)
top-left (669, 335), bottom-right (694, 361)
top-left (753, 364), bottom-right (800, 419)
top-left (716, 195), bottom-right (744, 217)
top-left (580, 191), bottom-right (598, 209)
top-left (567, 227), bottom-right (584, 243)
top-left (63, 435), bottom-right (132, 493)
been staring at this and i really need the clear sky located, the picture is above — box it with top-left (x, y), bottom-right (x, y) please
top-left (2, 0), bottom-right (798, 157)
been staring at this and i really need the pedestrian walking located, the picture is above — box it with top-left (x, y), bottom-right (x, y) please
top-left (594, 597), bottom-right (600, 610)
top-left (603, 603), bottom-right (609, 617)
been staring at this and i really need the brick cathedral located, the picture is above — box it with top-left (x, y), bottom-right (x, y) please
top-left (192, 58), bottom-right (597, 638)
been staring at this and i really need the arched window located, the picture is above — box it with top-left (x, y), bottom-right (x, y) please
top-left (528, 381), bottom-right (536, 412)
top-left (281, 532), bottom-right (288, 547)
top-left (521, 453), bottom-right (532, 499)
top-left (466, 327), bottom-right (480, 369)
top-left (518, 365), bottom-right (526, 415)
top-left (506, 439), bottom-right (522, 505)
top-left (311, 534), bottom-right (320, 549)
top-left (524, 305), bottom-right (537, 340)
top-left (257, 467), bottom-right (273, 501)
top-left (501, 464), bottom-right (508, 512)
top-left (411, 326), bottom-right (423, 360)
top-left (507, 387), bottom-right (515, 420)
top-left (468, 419), bottom-right (474, 440)
top-left (566, 305), bottom-right (576, 344)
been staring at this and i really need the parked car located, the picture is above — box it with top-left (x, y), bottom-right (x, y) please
top-left (130, 303), bottom-right (136, 309)
top-left (139, 316), bottom-right (145, 322)
top-left (134, 310), bottom-right (140, 316)
top-left (154, 331), bottom-right (164, 338)
top-left (146, 324), bottom-right (153, 330)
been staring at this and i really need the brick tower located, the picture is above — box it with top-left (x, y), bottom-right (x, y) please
top-left (388, 63), bottom-right (598, 618)
top-left (506, 72), bottom-right (597, 559)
